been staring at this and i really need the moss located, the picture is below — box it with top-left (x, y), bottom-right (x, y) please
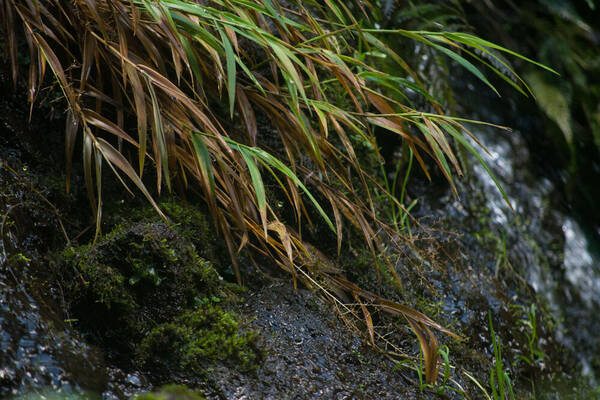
top-left (413, 295), bottom-right (444, 322)
top-left (135, 384), bottom-right (205, 400)
top-left (53, 221), bottom-right (228, 362)
top-left (112, 199), bottom-right (220, 262)
top-left (136, 303), bottom-right (259, 376)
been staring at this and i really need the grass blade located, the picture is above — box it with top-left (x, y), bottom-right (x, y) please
top-left (240, 147), bottom-right (267, 235)
top-left (95, 137), bottom-right (167, 221)
top-left (216, 23), bottom-right (237, 118)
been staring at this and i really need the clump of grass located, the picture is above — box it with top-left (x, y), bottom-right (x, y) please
top-left (511, 303), bottom-right (547, 367)
top-left (1, 0), bottom-right (555, 386)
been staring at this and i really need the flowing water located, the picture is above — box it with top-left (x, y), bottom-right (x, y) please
top-left (466, 121), bottom-right (600, 384)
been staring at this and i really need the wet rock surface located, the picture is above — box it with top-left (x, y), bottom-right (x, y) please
top-left (0, 273), bottom-right (106, 398)
top-left (0, 68), bottom-right (97, 398)
top-left (205, 282), bottom-right (420, 400)
top-left (453, 75), bottom-right (600, 384)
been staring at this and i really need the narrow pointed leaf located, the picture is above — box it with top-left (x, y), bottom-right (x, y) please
top-left (95, 137), bottom-right (167, 221)
top-left (240, 148), bottom-right (267, 234)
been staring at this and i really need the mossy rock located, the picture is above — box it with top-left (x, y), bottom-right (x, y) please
top-left (58, 221), bottom-right (224, 362)
top-left (134, 384), bottom-right (205, 400)
top-left (49, 215), bottom-right (261, 384)
top-left (136, 304), bottom-right (259, 379)
top-left (107, 200), bottom-right (220, 261)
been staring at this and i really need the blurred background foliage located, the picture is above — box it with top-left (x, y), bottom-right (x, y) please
top-left (462, 0), bottom-right (600, 231)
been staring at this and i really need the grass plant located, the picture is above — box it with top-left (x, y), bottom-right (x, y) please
top-left (0, 0), bottom-right (555, 389)
top-left (489, 312), bottom-right (516, 400)
top-left (511, 303), bottom-right (547, 367)
top-left (393, 343), bottom-right (465, 396)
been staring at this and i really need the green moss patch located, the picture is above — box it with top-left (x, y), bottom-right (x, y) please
top-left (137, 304), bottom-right (259, 377)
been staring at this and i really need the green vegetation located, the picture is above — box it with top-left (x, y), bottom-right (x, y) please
top-left (62, 222), bottom-right (219, 310)
top-left (489, 313), bottom-right (515, 400)
top-left (4, 0), bottom-right (593, 397)
top-left (511, 304), bottom-right (547, 368)
top-left (137, 304), bottom-right (259, 375)
top-left (0, 0), bottom-right (550, 281)
top-left (394, 344), bottom-right (463, 396)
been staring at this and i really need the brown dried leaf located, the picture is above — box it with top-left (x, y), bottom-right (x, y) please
top-left (95, 137), bottom-right (167, 221)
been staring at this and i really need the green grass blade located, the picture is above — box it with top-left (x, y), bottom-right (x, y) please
top-left (440, 121), bottom-right (514, 212)
top-left (429, 41), bottom-right (499, 96)
top-left (262, 0), bottom-right (290, 34)
top-left (239, 147), bottom-right (267, 230)
top-left (222, 137), bottom-right (335, 233)
top-left (443, 32), bottom-right (559, 75)
top-left (252, 148), bottom-right (335, 234)
top-left (146, 78), bottom-right (171, 193)
top-left (191, 133), bottom-right (216, 195)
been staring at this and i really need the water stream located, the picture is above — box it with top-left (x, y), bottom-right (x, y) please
top-left (467, 123), bottom-right (600, 383)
